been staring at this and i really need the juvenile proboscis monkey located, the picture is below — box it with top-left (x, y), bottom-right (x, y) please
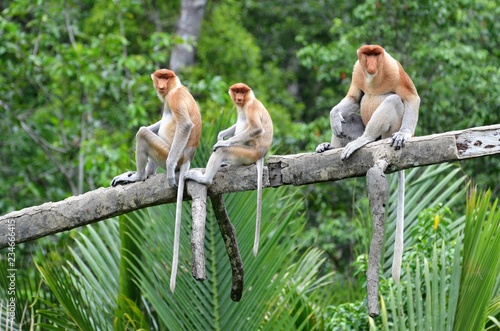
top-left (316, 45), bottom-right (420, 282)
top-left (185, 83), bottom-right (273, 257)
top-left (111, 69), bottom-right (202, 292)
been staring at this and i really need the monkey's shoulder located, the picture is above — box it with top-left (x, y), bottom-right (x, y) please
top-left (166, 86), bottom-right (197, 109)
top-left (251, 98), bottom-right (272, 121)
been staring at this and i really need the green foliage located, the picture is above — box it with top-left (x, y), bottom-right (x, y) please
top-left (296, 0), bottom-right (500, 190)
top-left (196, 0), bottom-right (262, 85)
top-left (383, 164), bottom-right (467, 275)
top-left (1, 0), bottom-right (499, 330)
top-left (325, 300), bottom-right (371, 331)
top-left (454, 189), bottom-right (500, 330)
top-left (28, 187), bottom-right (331, 330)
top-left (369, 188), bottom-right (500, 331)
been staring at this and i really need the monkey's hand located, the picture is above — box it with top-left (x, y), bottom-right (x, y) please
top-left (331, 113), bottom-right (346, 138)
top-left (212, 140), bottom-right (229, 152)
top-left (316, 142), bottom-right (333, 153)
top-left (111, 171), bottom-right (139, 186)
top-left (391, 131), bottom-right (412, 150)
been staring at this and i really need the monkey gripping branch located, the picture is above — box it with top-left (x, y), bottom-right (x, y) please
top-left (0, 124), bottom-right (499, 313)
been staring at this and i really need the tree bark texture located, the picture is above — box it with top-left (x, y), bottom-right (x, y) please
top-left (365, 160), bottom-right (389, 317)
top-left (210, 194), bottom-right (244, 302)
top-left (169, 0), bottom-right (207, 72)
top-left (187, 181), bottom-right (207, 281)
top-left (0, 125), bottom-right (498, 249)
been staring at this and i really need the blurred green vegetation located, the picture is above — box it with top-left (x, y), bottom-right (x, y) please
top-left (0, 0), bottom-right (498, 329)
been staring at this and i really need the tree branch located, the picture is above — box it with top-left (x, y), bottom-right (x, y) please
top-left (1, 125), bottom-right (499, 249)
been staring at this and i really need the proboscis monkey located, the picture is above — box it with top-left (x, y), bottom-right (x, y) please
top-left (316, 45), bottom-right (420, 282)
top-left (185, 83), bottom-right (273, 257)
top-left (111, 69), bottom-right (202, 292)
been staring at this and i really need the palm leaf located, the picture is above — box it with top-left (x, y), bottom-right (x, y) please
top-left (453, 189), bottom-right (500, 331)
top-left (380, 243), bottom-right (455, 330)
top-left (372, 188), bottom-right (500, 331)
top-left (129, 186), bottom-right (322, 330)
top-left (33, 106), bottom-right (335, 330)
top-left (383, 163), bottom-right (466, 275)
top-left (36, 221), bottom-right (121, 330)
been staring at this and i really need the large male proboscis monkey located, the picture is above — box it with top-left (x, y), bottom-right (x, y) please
top-left (316, 45), bottom-right (420, 282)
top-left (185, 83), bottom-right (273, 257)
top-left (111, 69), bottom-right (202, 292)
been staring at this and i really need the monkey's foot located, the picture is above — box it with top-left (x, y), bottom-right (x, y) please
top-left (316, 142), bottom-right (333, 153)
top-left (341, 141), bottom-right (362, 160)
top-left (167, 174), bottom-right (178, 188)
top-left (341, 136), bottom-right (374, 160)
top-left (111, 171), bottom-right (140, 186)
top-left (184, 170), bottom-right (211, 186)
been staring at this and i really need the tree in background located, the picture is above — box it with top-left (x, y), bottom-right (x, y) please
top-left (169, 0), bottom-right (207, 72)
top-left (0, 0), bottom-right (499, 329)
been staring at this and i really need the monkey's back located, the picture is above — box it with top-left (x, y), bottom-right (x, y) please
top-left (255, 99), bottom-right (273, 154)
top-left (160, 86), bottom-right (202, 164)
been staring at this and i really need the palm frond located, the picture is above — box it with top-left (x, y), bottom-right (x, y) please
top-left (372, 188), bottom-right (500, 331)
top-left (453, 189), bottom-right (500, 331)
top-left (129, 186), bottom-right (322, 331)
top-left (36, 220), bottom-right (121, 330)
top-left (383, 163), bottom-right (467, 275)
top-left (380, 241), bottom-right (460, 330)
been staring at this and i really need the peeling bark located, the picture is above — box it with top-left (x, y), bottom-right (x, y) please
top-left (366, 160), bottom-right (389, 317)
top-left (0, 125), bottom-right (498, 249)
top-left (187, 181), bottom-right (207, 281)
top-left (211, 195), bottom-right (244, 302)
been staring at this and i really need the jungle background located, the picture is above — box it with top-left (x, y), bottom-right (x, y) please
top-left (0, 0), bottom-right (499, 330)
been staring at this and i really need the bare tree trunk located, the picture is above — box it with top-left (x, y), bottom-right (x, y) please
top-left (366, 160), bottom-right (388, 317)
top-left (169, 0), bottom-right (207, 72)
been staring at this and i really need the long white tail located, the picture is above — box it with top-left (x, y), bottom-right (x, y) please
top-left (392, 170), bottom-right (405, 282)
top-left (170, 161), bottom-right (190, 292)
top-left (253, 158), bottom-right (264, 257)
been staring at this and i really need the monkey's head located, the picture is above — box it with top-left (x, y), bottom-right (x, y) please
top-left (229, 83), bottom-right (252, 106)
top-left (151, 69), bottom-right (177, 98)
top-left (357, 45), bottom-right (385, 76)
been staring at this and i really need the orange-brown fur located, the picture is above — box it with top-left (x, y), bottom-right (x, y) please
top-left (348, 45), bottom-right (418, 127)
top-left (318, 45), bottom-right (420, 285)
top-left (112, 69), bottom-right (202, 293)
top-left (227, 83), bottom-right (273, 162)
top-left (185, 82), bottom-right (273, 257)
top-left (151, 69), bottom-right (201, 166)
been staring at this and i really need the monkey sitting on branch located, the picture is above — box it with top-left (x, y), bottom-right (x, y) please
top-left (111, 69), bottom-right (202, 293)
top-left (185, 83), bottom-right (274, 257)
top-left (316, 45), bottom-right (420, 316)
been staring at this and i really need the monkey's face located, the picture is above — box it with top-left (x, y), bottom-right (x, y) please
top-left (357, 45), bottom-right (384, 76)
top-left (229, 83), bottom-right (252, 106)
top-left (232, 91), bottom-right (246, 105)
top-left (151, 69), bottom-right (176, 98)
top-left (365, 56), bottom-right (378, 75)
top-left (154, 78), bottom-right (168, 96)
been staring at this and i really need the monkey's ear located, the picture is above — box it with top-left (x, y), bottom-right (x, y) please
top-left (151, 74), bottom-right (155, 81)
